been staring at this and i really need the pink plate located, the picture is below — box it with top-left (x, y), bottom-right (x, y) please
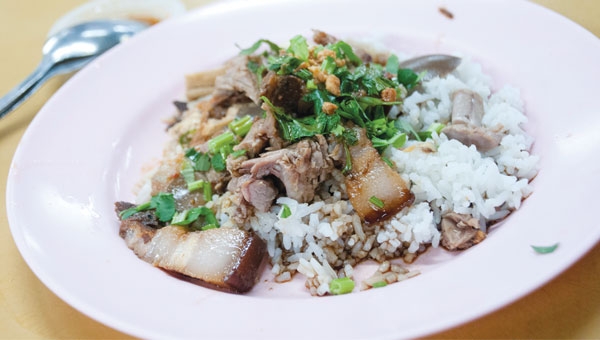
top-left (7, 0), bottom-right (600, 338)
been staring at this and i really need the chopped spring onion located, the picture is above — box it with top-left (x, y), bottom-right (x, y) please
top-left (531, 243), bottom-right (559, 254)
top-left (371, 281), bottom-right (388, 288)
top-left (427, 122), bottom-right (446, 134)
top-left (329, 277), bottom-right (355, 295)
top-left (203, 182), bottom-right (213, 202)
top-left (229, 115), bottom-right (253, 137)
top-left (280, 204), bottom-right (292, 218)
top-left (180, 160), bottom-right (195, 184)
top-left (369, 196), bottom-right (385, 209)
top-left (187, 179), bottom-right (206, 193)
top-left (208, 131), bottom-right (236, 154)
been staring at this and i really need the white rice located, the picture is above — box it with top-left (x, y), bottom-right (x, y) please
top-left (213, 56), bottom-right (539, 295)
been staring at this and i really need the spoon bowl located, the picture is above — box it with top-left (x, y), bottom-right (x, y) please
top-left (0, 19), bottom-right (148, 119)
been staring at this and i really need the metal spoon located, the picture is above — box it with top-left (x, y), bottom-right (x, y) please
top-left (0, 19), bottom-right (148, 119)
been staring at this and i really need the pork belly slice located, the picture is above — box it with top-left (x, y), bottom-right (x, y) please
top-left (345, 129), bottom-right (414, 223)
top-left (116, 203), bottom-right (266, 293)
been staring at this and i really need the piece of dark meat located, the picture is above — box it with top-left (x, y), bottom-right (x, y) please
top-left (260, 72), bottom-right (312, 117)
top-left (238, 135), bottom-right (334, 203)
top-left (440, 212), bottom-right (486, 250)
top-left (442, 89), bottom-right (501, 152)
top-left (313, 30), bottom-right (338, 46)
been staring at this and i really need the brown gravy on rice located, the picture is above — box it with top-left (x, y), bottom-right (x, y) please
top-left (115, 31), bottom-right (538, 295)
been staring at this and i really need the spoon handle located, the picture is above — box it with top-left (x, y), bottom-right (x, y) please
top-left (0, 60), bottom-right (52, 119)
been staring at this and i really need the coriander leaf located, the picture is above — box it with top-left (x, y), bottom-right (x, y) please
top-left (211, 152), bottom-right (226, 172)
top-left (397, 68), bottom-right (420, 90)
top-left (395, 119), bottom-right (422, 141)
top-left (385, 54), bottom-right (400, 75)
top-left (263, 96), bottom-right (320, 142)
top-left (321, 56), bottom-right (337, 74)
top-left (531, 243), bottom-right (559, 254)
top-left (302, 89), bottom-right (336, 115)
top-left (195, 153), bottom-right (211, 172)
top-left (150, 193), bottom-right (176, 222)
top-left (172, 206), bottom-right (217, 227)
top-left (331, 41), bottom-right (361, 65)
top-left (288, 35), bottom-right (309, 60)
top-left (238, 39), bottom-right (281, 55)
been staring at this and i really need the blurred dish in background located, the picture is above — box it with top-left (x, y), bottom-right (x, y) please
top-left (48, 0), bottom-right (187, 36)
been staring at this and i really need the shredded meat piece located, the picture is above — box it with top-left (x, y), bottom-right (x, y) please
top-left (185, 67), bottom-right (226, 101)
top-left (241, 178), bottom-right (278, 212)
top-left (313, 30), bottom-right (338, 46)
top-left (234, 109), bottom-right (285, 158)
top-left (238, 135), bottom-right (334, 202)
top-left (440, 212), bottom-right (486, 250)
top-left (442, 89), bottom-right (501, 151)
top-left (208, 55), bottom-right (261, 117)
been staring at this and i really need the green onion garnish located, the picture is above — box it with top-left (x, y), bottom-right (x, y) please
top-left (369, 196), bottom-right (385, 209)
top-left (203, 182), bottom-right (213, 202)
top-left (208, 131), bottom-right (236, 154)
top-left (371, 281), bottom-right (387, 288)
top-left (280, 204), bottom-right (292, 218)
top-left (329, 277), bottom-right (355, 295)
top-left (229, 115), bottom-right (253, 137)
top-left (187, 179), bottom-right (205, 193)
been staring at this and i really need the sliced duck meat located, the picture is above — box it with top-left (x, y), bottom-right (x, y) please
top-left (208, 55), bottom-right (261, 117)
top-left (241, 178), bottom-right (278, 212)
top-left (233, 109), bottom-right (285, 158)
top-left (313, 30), bottom-right (338, 46)
top-left (185, 67), bottom-right (226, 101)
top-left (440, 212), bottom-right (486, 250)
top-left (345, 129), bottom-right (414, 223)
top-left (442, 89), bottom-right (501, 152)
top-left (238, 135), bottom-right (334, 202)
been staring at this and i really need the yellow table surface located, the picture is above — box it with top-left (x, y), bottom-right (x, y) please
top-left (1, 0), bottom-right (599, 338)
